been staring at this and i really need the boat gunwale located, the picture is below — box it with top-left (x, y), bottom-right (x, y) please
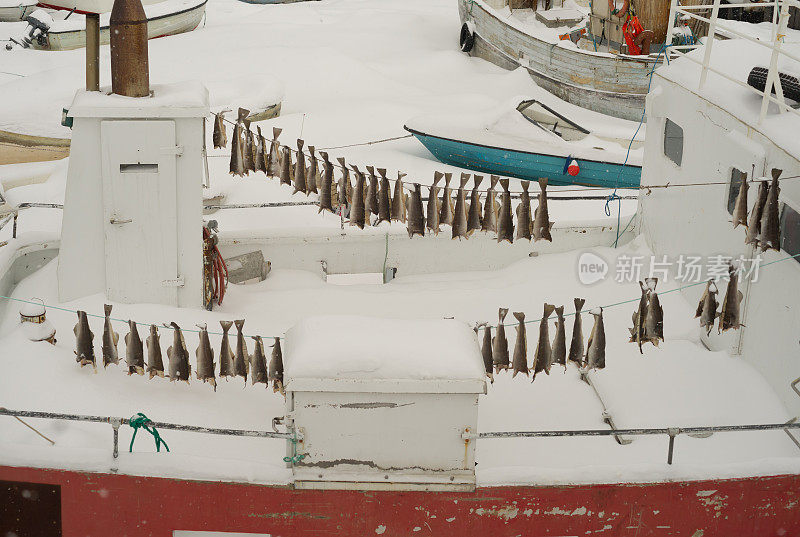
top-left (39, 0), bottom-right (207, 35)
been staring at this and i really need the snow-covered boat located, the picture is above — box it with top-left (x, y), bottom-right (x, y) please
top-left (0, 0), bottom-right (36, 21)
top-left (405, 98), bottom-right (643, 188)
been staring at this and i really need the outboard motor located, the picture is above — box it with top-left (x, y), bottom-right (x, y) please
top-left (7, 9), bottom-right (53, 49)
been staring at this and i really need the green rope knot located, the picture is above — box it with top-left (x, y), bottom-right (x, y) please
top-left (282, 434), bottom-right (307, 465)
top-left (128, 412), bottom-right (170, 453)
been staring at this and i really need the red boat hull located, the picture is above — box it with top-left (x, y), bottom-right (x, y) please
top-left (2, 465), bottom-right (799, 536)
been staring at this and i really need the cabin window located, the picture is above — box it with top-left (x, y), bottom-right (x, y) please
top-left (727, 168), bottom-right (747, 215)
top-left (663, 118), bottom-right (683, 166)
top-left (780, 203), bottom-right (800, 263)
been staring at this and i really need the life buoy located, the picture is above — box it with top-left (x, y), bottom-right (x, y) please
top-left (622, 16), bottom-right (654, 55)
top-left (459, 22), bottom-right (475, 53)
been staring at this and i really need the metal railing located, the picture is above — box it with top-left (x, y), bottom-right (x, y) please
top-left (665, 0), bottom-right (800, 124)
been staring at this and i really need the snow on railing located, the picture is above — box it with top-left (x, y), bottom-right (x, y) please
top-left (665, 0), bottom-right (800, 123)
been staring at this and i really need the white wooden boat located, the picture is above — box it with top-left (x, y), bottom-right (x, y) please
top-left (458, 0), bottom-right (664, 121)
top-left (0, 0), bottom-right (36, 21)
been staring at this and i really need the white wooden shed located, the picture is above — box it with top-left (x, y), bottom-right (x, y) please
top-left (283, 315), bottom-right (487, 491)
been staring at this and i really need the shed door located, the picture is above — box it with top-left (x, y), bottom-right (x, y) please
top-left (101, 120), bottom-right (179, 306)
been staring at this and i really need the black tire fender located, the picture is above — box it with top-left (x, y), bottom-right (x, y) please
top-left (459, 21), bottom-right (475, 53)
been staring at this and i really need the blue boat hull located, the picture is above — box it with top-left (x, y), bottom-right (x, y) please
top-left (406, 128), bottom-right (641, 189)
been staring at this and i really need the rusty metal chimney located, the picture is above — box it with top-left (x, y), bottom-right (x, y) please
top-left (109, 0), bottom-right (150, 97)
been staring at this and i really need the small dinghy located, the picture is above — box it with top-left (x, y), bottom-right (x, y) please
top-left (0, 0), bottom-right (36, 22)
top-left (405, 99), bottom-right (642, 188)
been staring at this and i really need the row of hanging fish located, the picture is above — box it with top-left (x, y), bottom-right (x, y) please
top-left (476, 301), bottom-right (605, 382)
top-left (695, 263), bottom-right (743, 335)
top-left (214, 111), bottom-right (554, 244)
top-left (731, 168), bottom-right (782, 251)
top-left (73, 306), bottom-right (284, 393)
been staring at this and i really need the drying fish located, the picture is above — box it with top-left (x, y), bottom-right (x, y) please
top-left (467, 175), bottom-right (483, 234)
top-left (267, 127), bottom-right (282, 176)
top-left (629, 281), bottom-right (649, 353)
top-left (255, 126), bottom-right (267, 173)
top-left (145, 324), bottom-right (164, 378)
top-left (306, 145), bottom-right (319, 194)
top-left (212, 112), bottom-right (227, 149)
top-left (533, 178), bottom-right (553, 242)
top-left (452, 175), bottom-right (469, 240)
top-left (293, 139), bottom-right (307, 194)
top-left (479, 323), bottom-right (494, 381)
top-left (552, 306), bottom-right (567, 369)
top-left (350, 165), bottom-right (367, 229)
top-left (532, 303), bottom-right (555, 381)
top-left (407, 183), bottom-right (425, 237)
top-left (244, 120), bottom-right (256, 173)
top-left (497, 178), bottom-right (514, 243)
top-left (366, 166), bottom-right (380, 216)
top-left (760, 169), bottom-right (782, 252)
top-left (102, 304), bottom-right (119, 367)
top-left (644, 278), bottom-right (663, 346)
top-left (732, 175), bottom-right (749, 229)
top-left (482, 176), bottom-right (499, 233)
top-left (234, 319), bottom-right (250, 382)
top-left (228, 109), bottom-right (247, 177)
top-left (125, 320), bottom-right (144, 375)
top-left (745, 180), bottom-right (769, 246)
top-left (166, 322), bottom-right (191, 382)
top-left (319, 152), bottom-right (335, 213)
top-left (279, 146), bottom-right (293, 186)
top-left (492, 308), bottom-right (510, 372)
top-left (337, 157), bottom-right (352, 215)
top-left (74, 310), bottom-right (95, 367)
top-left (195, 323), bottom-right (217, 391)
top-left (269, 337), bottom-right (284, 394)
top-left (585, 308), bottom-right (606, 370)
top-left (377, 168), bottom-right (392, 224)
top-left (250, 336), bottom-right (269, 386)
top-left (440, 173), bottom-right (456, 226)
top-left (695, 280), bottom-right (719, 336)
top-left (511, 312), bottom-right (529, 377)
top-left (427, 172), bottom-right (442, 234)
top-left (568, 298), bottom-right (585, 367)
top-left (516, 181), bottom-right (533, 241)
top-left (218, 320), bottom-right (235, 378)
top-left (392, 172), bottom-right (408, 222)
top-left (720, 264), bottom-right (744, 333)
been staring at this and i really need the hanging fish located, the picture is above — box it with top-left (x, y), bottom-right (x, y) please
top-left (533, 178), bottom-right (553, 242)
top-left (218, 320), bottom-right (235, 379)
top-left (366, 166), bottom-right (380, 217)
top-left (102, 304), bottom-right (119, 368)
top-left (74, 310), bottom-right (95, 367)
top-left (745, 180), bottom-right (769, 247)
top-left (166, 322), bottom-right (191, 383)
top-left (234, 319), bottom-right (249, 382)
top-left (467, 175), bottom-right (483, 235)
top-left (244, 120), bottom-right (256, 173)
top-left (644, 278), bottom-right (664, 346)
top-left (452, 175), bottom-right (469, 240)
top-left (480, 323), bottom-right (494, 382)
top-left (306, 145), bottom-right (319, 195)
top-left (492, 308), bottom-right (510, 372)
top-left (568, 298), bottom-right (585, 367)
top-left (146, 324), bottom-right (164, 378)
top-left (720, 264), bottom-right (744, 333)
top-left (695, 280), bottom-right (719, 336)
top-left (516, 181), bottom-right (533, 241)
top-left (319, 152), bottom-right (335, 213)
top-left (377, 168), bottom-right (392, 224)
top-left (293, 139), bottom-right (307, 194)
top-left (732, 175), bottom-right (749, 229)
top-left (250, 336), bottom-right (269, 387)
top-left (552, 306), bottom-right (567, 369)
top-left (212, 112), bottom-right (227, 149)
top-left (427, 172), bottom-right (442, 235)
top-left (350, 164), bottom-right (367, 229)
top-left (279, 146), bottom-right (293, 186)
top-left (407, 183), bottom-right (425, 238)
top-left (532, 303), bottom-right (555, 381)
top-left (255, 126), bottom-right (267, 173)
top-left (511, 312), bottom-right (529, 377)
top-left (228, 109), bottom-right (247, 177)
top-left (440, 173), bottom-right (456, 226)
top-left (195, 323), bottom-right (216, 391)
top-left (267, 127), bottom-right (282, 176)
top-left (269, 337), bottom-right (285, 394)
top-left (585, 308), bottom-right (606, 370)
top-left (497, 178), bottom-right (514, 243)
top-left (482, 176), bottom-right (499, 233)
top-left (125, 320), bottom-right (144, 375)
top-left (629, 281), bottom-right (649, 354)
top-left (337, 157), bottom-right (352, 215)
top-left (392, 172), bottom-right (408, 223)
top-left (760, 169), bottom-right (782, 252)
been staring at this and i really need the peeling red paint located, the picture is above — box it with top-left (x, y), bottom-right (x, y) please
top-left (1, 465), bottom-right (799, 536)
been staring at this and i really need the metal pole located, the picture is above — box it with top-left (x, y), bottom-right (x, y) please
top-left (667, 428), bottom-right (679, 464)
top-left (698, 0), bottom-right (722, 89)
top-left (111, 418), bottom-right (121, 459)
top-left (85, 13), bottom-right (100, 92)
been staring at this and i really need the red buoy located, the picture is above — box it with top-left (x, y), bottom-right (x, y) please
top-left (567, 159), bottom-right (580, 176)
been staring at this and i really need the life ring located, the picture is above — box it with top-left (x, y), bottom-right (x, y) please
top-left (459, 22), bottom-right (475, 53)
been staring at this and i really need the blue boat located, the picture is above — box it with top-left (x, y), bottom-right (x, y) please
top-left (404, 100), bottom-right (642, 189)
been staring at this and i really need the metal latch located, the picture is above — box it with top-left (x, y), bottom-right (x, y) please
top-left (161, 276), bottom-right (185, 287)
top-left (161, 145), bottom-right (184, 156)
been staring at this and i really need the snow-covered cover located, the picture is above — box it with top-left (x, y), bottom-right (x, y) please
top-left (69, 82), bottom-right (209, 118)
top-left (0, 0), bottom-right (35, 7)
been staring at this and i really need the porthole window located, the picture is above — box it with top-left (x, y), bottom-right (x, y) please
top-left (727, 168), bottom-right (746, 215)
top-left (780, 203), bottom-right (799, 263)
top-left (663, 118), bottom-right (684, 166)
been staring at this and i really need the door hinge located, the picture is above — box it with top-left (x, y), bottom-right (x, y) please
top-left (161, 145), bottom-right (184, 156)
top-left (161, 276), bottom-right (185, 288)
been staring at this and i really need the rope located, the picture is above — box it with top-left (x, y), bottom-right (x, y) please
top-left (282, 430), bottom-right (307, 464)
top-left (317, 134), bottom-right (412, 151)
top-left (128, 412), bottom-right (169, 453)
